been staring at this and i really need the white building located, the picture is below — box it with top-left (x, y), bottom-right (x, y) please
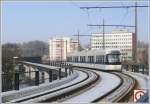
top-left (91, 29), bottom-right (136, 61)
top-left (49, 37), bottom-right (79, 61)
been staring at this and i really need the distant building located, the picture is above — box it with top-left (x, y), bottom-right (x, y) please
top-left (49, 37), bottom-right (79, 61)
top-left (91, 29), bottom-right (136, 61)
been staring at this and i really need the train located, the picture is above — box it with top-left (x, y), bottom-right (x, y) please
top-left (66, 49), bottom-right (122, 71)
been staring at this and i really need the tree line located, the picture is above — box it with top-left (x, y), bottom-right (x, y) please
top-left (2, 40), bottom-right (49, 73)
top-left (2, 40), bottom-right (149, 73)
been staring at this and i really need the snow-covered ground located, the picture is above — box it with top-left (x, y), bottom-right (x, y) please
top-left (63, 70), bottom-right (121, 103)
top-left (123, 71), bottom-right (149, 89)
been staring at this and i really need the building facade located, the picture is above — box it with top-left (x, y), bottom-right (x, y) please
top-left (91, 29), bottom-right (136, 61)
top-left (49, 37), bottom-right (79, 61)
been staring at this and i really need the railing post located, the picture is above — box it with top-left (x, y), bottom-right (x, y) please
top-left (49, 70), bottom-right (52, 82)
top-left (142, 65), bottom-right (145, 74)
top-left (71, 65), bottom-right (73, 74)
top-left (29, 66), bottom-right (31, 80)
top-left (14, 72), bottom-right (19, 90)
top-left (65, 67), bottom-right (68, 77)
top-left (133, 65), bottom-right (136, 72)
top-left (132, 65), bottom-right (134, 72)
top-left (69, 65), bottom-right (71, 75)
top-left (35, 71), bottom-right (39, 86)
top-left (126, 65), bottom-right (128, 71)
top-left (59, 68), bottom-right (61, 80)
top-left (137, 65), bottom-right (139, 73)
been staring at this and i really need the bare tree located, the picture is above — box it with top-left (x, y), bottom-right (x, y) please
top-left (2, 43), bottom-right (21, 73)
top-left (20, 40), bottom-right (48, 57)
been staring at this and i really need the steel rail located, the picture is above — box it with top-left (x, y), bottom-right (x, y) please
top-left (72, 66), bottom-right (136, 103)
top-left (91, 72), bottom-right (136, 102)
top-left (40, 68), bottom-right (100, 102)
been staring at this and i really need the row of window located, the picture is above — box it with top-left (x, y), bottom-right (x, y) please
top-left (92, 42), bottom-right (132, 44)
top-left (92, 38), bottom-right (132, 41)
top-left (121, 53), bottom-right (128, 55)
top-left (67, 55), bottom-right (105, 63)
top-left (121, 49), bottom-right (132, 51)
top-left (92, 46), bottom-right (132, 48)
top-left (92, 34), bottom-right (132, 37)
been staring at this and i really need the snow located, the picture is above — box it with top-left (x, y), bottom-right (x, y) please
top-left (123, 71), bottom-right (149, 89)
top-left (10, 70), bottom-right (87, 103)
top-left (21, 61), bottom-right (59, 71)
top-left (63, 70), bottom-right (121, 103)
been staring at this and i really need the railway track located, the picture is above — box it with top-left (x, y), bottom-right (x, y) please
top-left (40, 68), bottom-right (100, 103)
top-left (45, 67), bottom-right (136, 103)
top-left (92, 72), bottom-right (136, 103)
top-left (12, 67), bottom-right (136, 103)
top-left (12, 68), bottom-right (100, 103)
top-left (60, 67), bottom-right (136, 103)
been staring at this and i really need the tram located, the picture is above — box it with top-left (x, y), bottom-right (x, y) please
top-left (66, 49), bottom-right (121, 71)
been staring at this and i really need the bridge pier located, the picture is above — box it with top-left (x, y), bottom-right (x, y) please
top-left (41, 72), bottom-right (45, 83)
top-left (14, 72), bottom-right (19, 90)
top-left (59, 68), bottom-right (61, 80)
top-left (35, 71), bottom-right (39, 86)
top-left (29, 66), bottom-right (31, 81)
top-left (65, 67), bottom-right (68, 77)
top-left (49, 70), bottom-right (52, 82)
top-left (69, 65), bottom-right (71, 76)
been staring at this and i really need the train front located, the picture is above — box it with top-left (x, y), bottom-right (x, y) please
top-left (104, 50), bottom-right (121, 71)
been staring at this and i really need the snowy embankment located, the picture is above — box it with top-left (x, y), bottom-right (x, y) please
top-left (123, 71), bottom-right (149, 89)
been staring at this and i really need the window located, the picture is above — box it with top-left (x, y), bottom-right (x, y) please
top-left (74, 56), bottom-right (78, 62)
top-left (88, 56), bottom-right (94, 63)
top-left (80, 56), bottom-right (86, 63)
top-left (106, 53), bottom-right (121, 65)
top-left (96, 55), bottom-right (104, 64)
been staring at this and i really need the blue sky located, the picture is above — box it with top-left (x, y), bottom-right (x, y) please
top-left (2, 1), bottom-right (149, 46)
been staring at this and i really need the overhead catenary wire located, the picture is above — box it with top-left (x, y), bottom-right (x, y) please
top-left (80, 5), bottom-right (148, 9)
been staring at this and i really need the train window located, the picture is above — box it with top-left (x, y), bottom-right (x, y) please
top-left (80, 56), bottom-right (86, 63)
top-left (88, 56), bottom-right (94, 63)
top-left (96, 55), bottom-right (104, 64)
top-left (106, 54), bottom-right (121, 64)
top-left (74, 56), bottom-right (78, 62)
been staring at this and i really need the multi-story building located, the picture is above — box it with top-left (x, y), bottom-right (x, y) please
top-left (91, 29), bottom-right (136, 61)
top-left (49, 37), bottom-right (79, 61)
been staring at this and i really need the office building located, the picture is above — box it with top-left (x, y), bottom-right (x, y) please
top-left (91, 29), bottom-right (136, 61)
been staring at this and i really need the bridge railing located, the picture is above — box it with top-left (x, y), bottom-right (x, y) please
top-left (121, 64), bottom-right (149, 75)
top-left (2, 61), bottom-right (74, 92)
